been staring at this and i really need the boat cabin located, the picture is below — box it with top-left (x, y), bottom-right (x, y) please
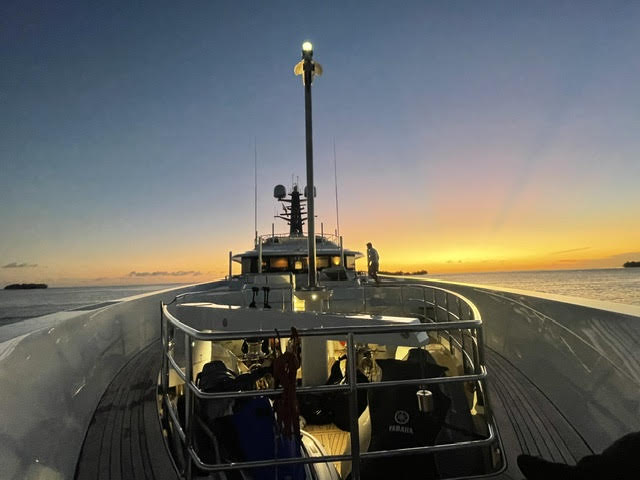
top-left (232, 184), bottom-right (362, 277)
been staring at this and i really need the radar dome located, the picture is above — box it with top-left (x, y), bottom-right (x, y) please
top-left (274, 185), bottom-right (286, 199)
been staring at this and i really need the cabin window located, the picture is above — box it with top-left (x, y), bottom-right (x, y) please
top-left (294, 260), bottom-right (303, 270)
top-left (331, 256), bottom-right (341, 266)
top-left (317, 256), bottom-right (329, 269)
top-left (242, 257), bottom-right (259, 273)
top-left (242, 258), bottom-right (251, 273)
top-left (270, 257), bottom-right (288, 270)
top-left (345, 255), bottom-right (355, 269)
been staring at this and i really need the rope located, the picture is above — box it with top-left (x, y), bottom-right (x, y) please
top-left (273, 327), bottom-right (301, 438)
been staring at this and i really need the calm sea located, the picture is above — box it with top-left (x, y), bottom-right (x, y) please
top-left (424, 268), bottom-right (639, 306)
top-left (1, 269), bottom-right (638, 326)
top-left (0, 284), bottom-right (186, 326)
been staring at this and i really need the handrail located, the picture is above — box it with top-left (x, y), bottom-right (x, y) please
top-left (258, 232), bottom-right (343, 244)
top-left (360, 283), bottom-right (482, 321)
top-left (159, 282), bottom-right (499, 480)
top-left (188, 423), bottom-right (497, 473)
top-left (163, 304), bottom-right (482, 341)
top-left (166, 288), bottom-right (226, 305)
top-left (356, 283), bottom-right (485, 374)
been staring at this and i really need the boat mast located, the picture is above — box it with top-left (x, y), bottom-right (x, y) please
top-left (274, 184), bottom-right (306, 236)
top-left (254, 137), bottom-right (258, 246)
top-left (295, 41), bottom-right (322, 288)
top-left (333, 138), bottom-right (340, 239)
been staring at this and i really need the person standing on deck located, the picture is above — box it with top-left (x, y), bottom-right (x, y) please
top-left (366, 242), bottom-right (380, 284)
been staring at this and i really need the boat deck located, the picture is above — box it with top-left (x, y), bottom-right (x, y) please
top-left (74, 342), bottom-right (591, 479)
top-left (75, 341), bottom-right (178, 480)
top-left (484, 346), bottom-right (591, 478)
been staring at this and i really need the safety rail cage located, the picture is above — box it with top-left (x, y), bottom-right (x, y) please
top-left (258, 232), bottom-right (342, 245)
top-left (159, 285), bottom-right (500, 480)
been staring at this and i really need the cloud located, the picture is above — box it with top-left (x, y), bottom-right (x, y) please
top-left (128, 270), bottom-right (201, 277)
top-left (549, 247), bottom-right (591, 255)
top-left (2, 262), bottom-right (38, 268)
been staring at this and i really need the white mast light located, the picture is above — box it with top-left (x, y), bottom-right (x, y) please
top-left (302, 41), bottom-right (313, 53)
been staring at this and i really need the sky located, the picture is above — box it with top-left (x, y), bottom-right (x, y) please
top-left (1, 1), bottom-right (639, 286)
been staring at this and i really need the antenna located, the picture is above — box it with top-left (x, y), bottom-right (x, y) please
top-left (254, 137), bottom-right (258, 244)
top-left (333, 138), bottom-right (340, 238)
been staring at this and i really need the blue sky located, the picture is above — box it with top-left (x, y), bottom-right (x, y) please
top-left (1, 1), bottom-right (639, 285)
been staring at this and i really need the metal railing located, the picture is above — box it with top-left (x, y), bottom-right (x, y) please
top-left (327, 283), bottom-right (485, 377)
top-left (258, 232), bottom-right (342, 245)
top-left (160, 284), bottom-right (499, 480)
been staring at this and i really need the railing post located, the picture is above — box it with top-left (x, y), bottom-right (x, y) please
top-left (476, 327), bottom-right (486, 375)
top-left (444, 293), bottom-right (450, 322)
top-left (422, 287), bottom-right (427, 322)
top-left (161, 304), bottom-right (169, 397)
top-left (457, 298), bottom-right (467, 373)
top-left (184, 334), bottom-right (194, 480)
top-left (445, 293), bottom-right (454, 353)
top-left (471, 330), bottom-right (479, 374)
top-left (347, 332), bottom-right (361, 480)
top-left (432, 289), bottom-right (438, 322)
top-left (290, 284), bottom-right (295, 311)
top-left (362, 286), bottom-right (367, 313)
top-left (433, 289), bottom-right (440, 342)
top-left (399, 285), bottom-right (405, 315)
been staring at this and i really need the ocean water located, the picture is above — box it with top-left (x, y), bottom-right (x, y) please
top-left (1, 269), bottom-right (638, 326)
top-left (0, 284), bottom-right (186, 326)
top-left (424, 268), bottom-right (640, 306)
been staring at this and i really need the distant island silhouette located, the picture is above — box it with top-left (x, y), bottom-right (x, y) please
top-left (623, 261), bottom-right (640, 268)
top-left (4, 283), bottom-right (48, 290)
top-left (380, 270), bottom-right (428, 275)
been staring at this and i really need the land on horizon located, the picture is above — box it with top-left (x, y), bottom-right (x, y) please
top-left (4, 283), bottom-right (48, 290)
top-left (2, 266), bottom-right (636, 290)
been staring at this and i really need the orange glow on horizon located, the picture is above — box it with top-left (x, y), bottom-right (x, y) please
top-left (2, 208), bottom-right (638, 286)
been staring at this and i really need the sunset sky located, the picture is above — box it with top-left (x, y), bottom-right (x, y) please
top-left (2, 1), bottom-right (639, 286)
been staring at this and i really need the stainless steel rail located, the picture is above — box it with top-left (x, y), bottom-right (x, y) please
top-left (259, 232), bottom-right (343, 244)
top-left (356, 283), bottom-right (485, 375)
top-left (160, 283), bottom-right (499, 480)
top-left (189, 423), bottom-right (497, 473)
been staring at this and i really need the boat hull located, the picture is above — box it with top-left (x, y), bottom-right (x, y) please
top-left (0, 281), bottom-right (221, 480)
